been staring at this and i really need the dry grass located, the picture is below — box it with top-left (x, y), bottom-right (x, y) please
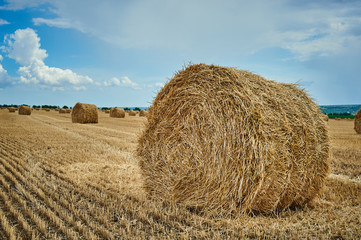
top-left (354, 108), bottom-right (361, 134)
top-left (71, 102), bottom-right (98, 124)
top-left (0, 109), bottom-right (359, 239)
top-left (138, 64), bottom-right (329, 216)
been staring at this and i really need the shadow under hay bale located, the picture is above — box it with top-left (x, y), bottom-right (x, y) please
top-left (137, 63), bottom-right (330, 216)
top-left (110, 108), bottom-right (125, 118)
top-left (354, 109), bottom-right (361, 134)
top-left (18, 105), bottom-right (31, 115)
top-left (71, 102), bottom-right (98, 124)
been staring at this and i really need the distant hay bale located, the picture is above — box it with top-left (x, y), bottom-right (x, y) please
top-left (354, 108), bottom-right (361, 134)
top-left (110, 108), bottom-right (125, 118)
top-left (19, 105), bottom-right (31, 115)
top-left (322, 114), bottom-right (329, 122)
top-left (59, 109), bottom-right (66, 114)
top-left (35, 108), bottom-right (40, 111)
top-left (55, 109), bottom-right (59, 111)
top-left (71, 102), bottom-right (98, 124)
top-left (139, 110), bottom-right (148, 117)
top-left (137, 63), bottom-right (330, 216)
top-left (65, 109), bottom-right (71, 113)
top-left (105, 110), bottom-right (110, 114)
top-left (128, 110), bottom-right (136, 116)
top-left (8, 107), bottom-right (16, 113)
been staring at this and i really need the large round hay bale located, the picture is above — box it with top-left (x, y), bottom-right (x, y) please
top-left (18, 105), bottom-right (31, 115)
top-left (128, 110), bottom-right (136, 116)
top-left (354, 108), bottom-right (361, 134)
top-left (139, 110), bottom-right (148, 117)
top-left (137, 64), bottom-right (330, 216)
top-left (110, 108), bottom-right (125, 118)
top-left (71, 102), bottom-right (98, 124)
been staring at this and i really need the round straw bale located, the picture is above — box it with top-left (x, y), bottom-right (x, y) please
top-left (139, 110), bottom-right (148, 117)
top-left (137, 63), bottom-right (330, 216)
top-left (105, 110), bottom-right (110, 114)
top-left (59, 109), bottom-right (66, 114)
top-left (18, 105), bottom-right (31, 115)
top-left (354, 108), bottom-right (361, 134)
top-left (66, 109), bottom-right (71, 113)
top-left (128, 110), bottom-right (136, 116)
top-left (71, 102), bottom-right (98, 124)
top-left (110, 108), bottom-right (125, 118)
top-left (8, 107), bottom-right (16, 112)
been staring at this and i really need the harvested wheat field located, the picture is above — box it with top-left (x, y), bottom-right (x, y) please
top-left (0, 109), bottom-right (360, 239)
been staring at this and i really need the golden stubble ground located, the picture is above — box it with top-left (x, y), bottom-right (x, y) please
top-left (0, 109), bottom-right (360, 239)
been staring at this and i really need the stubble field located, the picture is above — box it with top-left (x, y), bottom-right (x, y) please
top-left (0, 109), bottom-right (360, 239)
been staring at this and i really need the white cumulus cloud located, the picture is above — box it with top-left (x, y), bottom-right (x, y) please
top-left (18, 59), bottom-right (93, 85)
top-left (4, 28), bottom-right (47, 66)
top-left (2, 28), bottom-right (93, 90)
top-left (0, 54), bottom-right (12, 88)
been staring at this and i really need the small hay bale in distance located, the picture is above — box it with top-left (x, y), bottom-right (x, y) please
top-left (354, 108), bottom-right (361, 134)
top-left (137, 63), bottom-right (330, 216)
top-left (65, 109), bottom-right (71, 113)
top-left (18, 105), bottom-right (31, 115)
top-left (128, 110), bottom-right (136, 116)
top-left (71, 102), bottom-right (98, 124)
top-left (110, 108), bottom-right (125, 118)
top-left (59, 109), bottom-right (66, 114)
top-left (104, 110), bottom-right (110, 114)
top-left (8, 107), bottom-right (16, 112)
top-left (139, 110), bottom-right (148, 117)
top-left (322, 114), bottom-right (329, 122)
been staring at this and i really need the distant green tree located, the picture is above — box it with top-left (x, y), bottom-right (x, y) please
top-left (134, 107), bottom-right (141, 111)
top-left (124, 107), bottom-right (130, 111)
top-left (63, 105), bottom-right (69, 109)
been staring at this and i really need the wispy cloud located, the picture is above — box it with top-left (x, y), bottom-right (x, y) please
top-left (104, 76), bottom-right (141, 90)
top-left (0, 19), bottom-right (10, 25)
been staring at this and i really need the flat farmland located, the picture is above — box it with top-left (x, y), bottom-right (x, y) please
top-left (0, 109), bottom-right (360, 239)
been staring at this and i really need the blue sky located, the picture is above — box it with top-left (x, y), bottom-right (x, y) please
top-left (0, 0), bottom-right (360, 107)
